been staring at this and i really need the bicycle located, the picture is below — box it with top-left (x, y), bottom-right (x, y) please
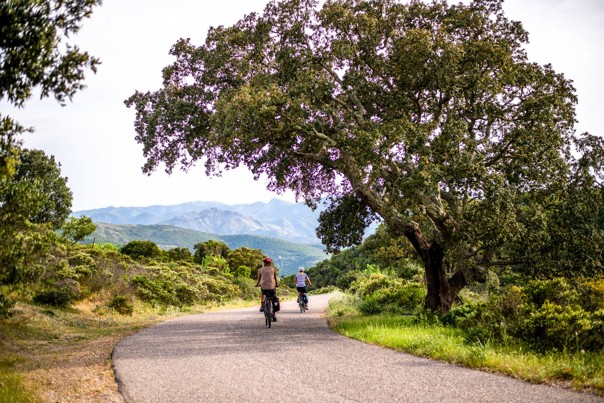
top-left (264, 294), bottom-right (274, 328)
top-left (297, 290), bottom-right (308, 313)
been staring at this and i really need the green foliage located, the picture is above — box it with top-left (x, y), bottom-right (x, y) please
top-left (350, 273), bottom-right (426, 315)
top-left (7, 149), bottom-right (72, 229)
top-left (193, 240), bottom-right (230, 263)
top-left (167, 247), bottom-right (193, 262)
top-left (0, 0), bottom-right (101, 107)
top-left (85, 223), bottom-right (327, 276)
top-left (0, 291), bottom-right (15, 318)
top-left (451, 278), bottom-right (604, 352)
top-left (61, 216), bottom-right (96, 244)
top-left (308, 224), bottom-right (420, 290)
top-left (234, 266), bottom-right (251, 278)
top-left (33, 279), bottom-right (81, 307)
top-left (129, 263), bottom-right (240, 307)
top-left (0, 221), bottom-right (56, 285)
top-left (231, 276), bottom-right (257, 300)
top-left (226, 247), bottom-right (264, 278)
top-left (106, 295), bottom-right (134, 315)
top-left (120, 240), bottom-right (161, 260)
top-left (203, 255), bottom-right (230, 274)
top-left (0, 149), bottom-right (73, 288)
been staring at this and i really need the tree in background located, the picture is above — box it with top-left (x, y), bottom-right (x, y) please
top-left (193, 240), bottom-right (231, 264)
top-left (120, 240), bottom-right (162, 260)
top-left (226, 247), bottom-right (265, 279)
top-left (126, 0), bottom-right (602, 311)
top-left (167, 247), bottom-right (193, 262)
top-left (2, 149), bottom-right (73, 229)
top-left (61, 216), bottom-right (96, 244)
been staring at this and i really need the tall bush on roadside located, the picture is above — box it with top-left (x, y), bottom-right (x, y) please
top-left (451, 277), bottom-right (604, 352)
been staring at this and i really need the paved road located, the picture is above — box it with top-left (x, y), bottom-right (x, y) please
top-left (113, 293), bottom-right (602, 402)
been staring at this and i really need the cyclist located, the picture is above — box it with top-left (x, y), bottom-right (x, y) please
top-left (294, 267), bottom-right (311, 309)
top-left (255, 256), bottom-right (279, 322)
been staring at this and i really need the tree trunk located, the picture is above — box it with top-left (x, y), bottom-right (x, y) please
top-left (403, 224), bottom-right (466, 313)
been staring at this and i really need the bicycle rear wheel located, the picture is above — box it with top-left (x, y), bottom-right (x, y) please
top-left (265, 298), bottom-right (272, 328)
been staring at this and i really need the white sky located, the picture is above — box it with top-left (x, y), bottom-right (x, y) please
top-left (2, 0), bottom-right (603, 211)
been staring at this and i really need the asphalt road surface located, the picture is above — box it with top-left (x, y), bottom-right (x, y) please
top-left (112, 293), bottom-right (602, 402)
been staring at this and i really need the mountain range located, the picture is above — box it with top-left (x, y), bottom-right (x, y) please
top-left (74, 199), bottom-right (322, 244)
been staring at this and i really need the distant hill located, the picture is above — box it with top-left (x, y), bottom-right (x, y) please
top-left (75, 199), bottom-right (323, 244)
top-left (85, 223), bottom-right (328, 276)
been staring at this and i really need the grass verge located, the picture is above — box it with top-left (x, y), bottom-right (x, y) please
top-left (326, 297), bottom-right (604, 397)
top-left (0, 297), bottom-right (258, 402)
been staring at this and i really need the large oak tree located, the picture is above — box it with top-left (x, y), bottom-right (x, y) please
top-left (126, 0), bottom-right (599, 311)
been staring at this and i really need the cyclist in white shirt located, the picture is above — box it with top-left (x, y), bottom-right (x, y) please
top-left (294, 267), bottom-right (311, 309)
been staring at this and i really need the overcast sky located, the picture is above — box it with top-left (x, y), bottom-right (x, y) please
top-left (4, 0), bottom-right (603, 212)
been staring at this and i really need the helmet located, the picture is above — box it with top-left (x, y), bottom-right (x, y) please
top-left (298, 267), bottom-right (304, 272)
top-left (263, 257), bottom-right (272, 264)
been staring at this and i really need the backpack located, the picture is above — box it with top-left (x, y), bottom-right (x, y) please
top-left (272, 296), bottom-right (281, 312)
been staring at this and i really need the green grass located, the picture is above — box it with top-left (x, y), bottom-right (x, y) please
top-left (327, 300), bottom-right (604, 396)
top-left (0, 356), bottom-right (34, 403)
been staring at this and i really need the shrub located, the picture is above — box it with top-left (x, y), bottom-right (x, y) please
top-left (167, 247), bottom-right (193, 262)
top-left (234, 265), bottom-right (251, 278)
top-left (454, 279), bottom-right (604, 352)
top-left (524, 277), bottom-right (577, 307)
top-left (231, 276), bottom-right (257, 300)
top-left (576, 278), bottom-right (604, 312)
top-left (33, 279), bottom-right (81, 307)
top-left (350, 273), bottom-right (393, 298)
top-left (520, 302), bottom-right (601, 352)
top-left (107, 295), bottom-right (134, 315)
top-left (358, 294), bottom-right (384, 315)
top-left (356, 279), bottom-right (425, 315)
top-left (120, 240), bottom-right (161, 259)
top-left (0, 292), bottom-right (15, 318)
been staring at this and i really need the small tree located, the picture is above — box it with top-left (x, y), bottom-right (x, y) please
top-left (167, 247), bottom-right (193, 262)
top-left (61, 216), bottom-right (96, 244)
top-left (227, 247), bottom-right (265, 279)
top-left (120, 240), bottom-right (161, 260)
top-left (193, 240), bottom-right (231, 264)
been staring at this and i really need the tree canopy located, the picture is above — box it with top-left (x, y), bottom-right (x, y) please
top-left (126, 0), bottom-right (603, 311)
top-left (0, 0), bottom-right (101, 292)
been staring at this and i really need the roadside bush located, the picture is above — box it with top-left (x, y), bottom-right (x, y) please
top-left (0, 292), bottom-right (15, 317)
top-left (520, 301), bottom-right (597, 352)
top-left (454, 278), bottom-right (604, 352)
top-left (350, 273), bottom-right (393, 297)
top-left (576, 278), bottom-right (604, 312)
top-left (129, 263), bottom-right (241, 307)
top-left (356, 278), bottom-right (425, 315)
top-left (107, 295), bottom-right (134, 315)
top-left (130, 273), bottom-right (202, 307)
top-left (33, 279), bottom-right (81, 307)
top-left (234, 265), bottom-right (251, 278)
top-left (335, 270), bottom-right (364, 291)
top-left (231, 276), bottom-right (257, 300)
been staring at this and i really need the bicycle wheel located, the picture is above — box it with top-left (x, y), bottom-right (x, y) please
top-left (266, 298), bottom-right (273, 328)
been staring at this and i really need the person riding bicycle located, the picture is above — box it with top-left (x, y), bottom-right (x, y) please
top-left (294, 267), bottom-right (311, 309)
top-left (255, 256), bottom-right (279, 322)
